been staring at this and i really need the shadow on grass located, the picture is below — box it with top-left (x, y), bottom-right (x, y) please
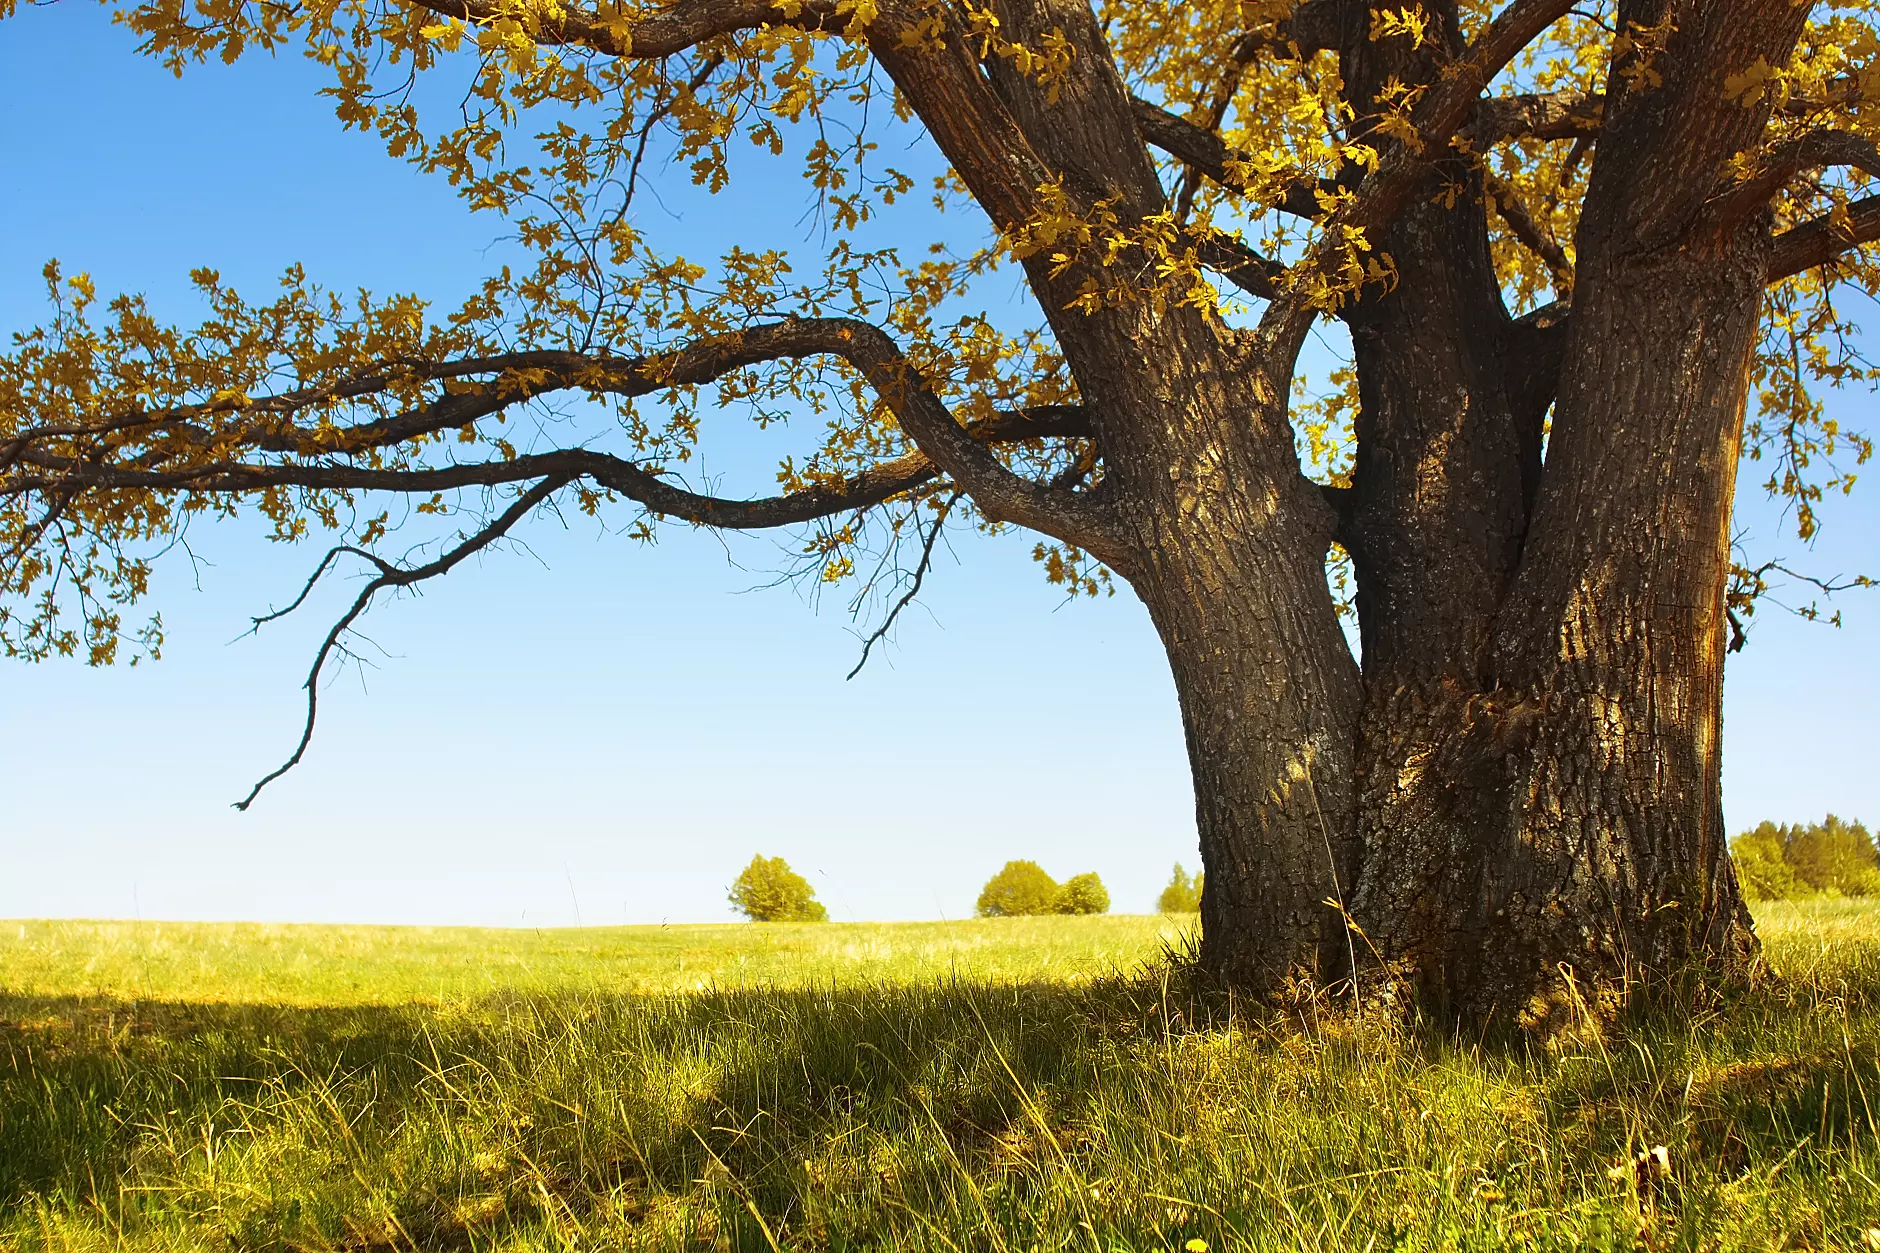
top-left (2, 958), bottom-right (1877, 1251)
top-left (0, 979), bottom-right (1152, 1248)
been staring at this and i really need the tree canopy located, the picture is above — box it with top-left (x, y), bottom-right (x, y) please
top-left (1157, 863), bottom-right (1203, 914)
top-left (975, 860), bottom-right (1062, 917)
top-left (8, 0), bottom-right (1871, 688)
top-left (728, 854), bottom-right (828, 921)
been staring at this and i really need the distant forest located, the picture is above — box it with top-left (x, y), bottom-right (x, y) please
top-left (1732, 817), bottom-right (1880, 900)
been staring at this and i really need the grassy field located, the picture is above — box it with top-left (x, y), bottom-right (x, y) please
top-left (0, 915), bottom-right (1185, 1005)
top-left (0, 905), bottom-right (1876, 1252)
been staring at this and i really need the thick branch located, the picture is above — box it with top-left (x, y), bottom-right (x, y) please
top-left (304, 330), bottom-right (1085, 459)
top-left (8, 320), bottom-right (1116, 551)
top-left (1712, 130), bottom-right (1880, 229)
top-left (1767, 193), bottom-right (1880, 281)
top-left (821, 321), bottom-right (1124, 561)
top-left (6, 329), bottom-right (921, 467)
top-left (1132, 98), bottom-right (1339, 218)
top-left (865, 9), bottom-right (1064, 234)
top-left (1195, 231), bottom-right (1286, 301)
top-left (1503, 300), bottom-right (1569, 511)
top-left (1319, 483), bottom-right (1355, 552)
top-left (14, 405), bottom-right (1092, 531)
top-left (405, 0), bottom-right (842, 57)
top-left (1468, 91), bottom-right (1604, 146)
top-left (1486, 174), bottom-right (1573, 285)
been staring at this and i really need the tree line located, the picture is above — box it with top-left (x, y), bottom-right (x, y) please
top-left (732, 830), bottom-right (1877, 921)
top-left (727, 855), bottom-right (1215, 921)
top-left (1729, 816), bottom-right (1880, 901)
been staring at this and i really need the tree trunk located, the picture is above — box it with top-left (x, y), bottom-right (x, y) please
top-left (936, 0), bottom-right (1789, 1022)
top-left (1114, 351), bottom-right (1364, 992)
top-left (1437, 236), bottom-right (1765, 1028)
top-left (1344, 0), bottom-right (1804, 1025)
top-left (1327, 0), bottom-right (1553, 1008)
top-left (959, 0), bottom-right (1369, 994)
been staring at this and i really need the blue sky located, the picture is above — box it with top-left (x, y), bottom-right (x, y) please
top-left (2, 6), bottom-right (1875, 926)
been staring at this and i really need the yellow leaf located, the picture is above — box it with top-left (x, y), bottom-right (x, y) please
top-left (1723, 57), bottom-right (1774, 106)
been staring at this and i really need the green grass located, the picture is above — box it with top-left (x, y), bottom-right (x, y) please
top-left (1, 905), bottom-right (1876, 1252)
top-left (0, 915), bottom-right (1184, 1005)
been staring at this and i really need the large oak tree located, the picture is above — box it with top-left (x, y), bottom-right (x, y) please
top-left (5, 0), bottom-right (1877, 1025)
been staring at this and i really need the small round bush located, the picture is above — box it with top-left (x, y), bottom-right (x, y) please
top-left (728, 855), bottom-right (828, 922)
top-left (976, 861), bottom-right (1060, 917)
top-left (1055, 872), bottom-right (1110, 915)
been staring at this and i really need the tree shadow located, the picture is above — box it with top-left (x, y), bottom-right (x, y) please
top-left (3, 961), bottom-right (1876, 1251)
top-left (0, 977), bottom-right (1152, 1247)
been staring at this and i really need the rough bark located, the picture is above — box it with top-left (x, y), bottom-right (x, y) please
top-left (1344, 0), bottom-right (1803, 1025)
top-left (967, 0), bottom-right (1791, 1017)
top-left (1117, 337), bottom-right (1364, 992)
top-left (1325, 1), bottom-right (1551, 1005)
top-left (1335, 0), bottom-right (1533, 687)
top-left (1443, 226), bottom-right (1768, 1027)
top-left (961, 0), bottom-right (1366, 990)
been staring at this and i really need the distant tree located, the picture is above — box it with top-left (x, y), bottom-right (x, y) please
top-left (728, 856), bottom-right (828, 923)
top-left (1785, 816), bottom-right (1880, 897)
top-left (1729, 823), bottom-right (1806, 902)
top-left (1055, 873), bottom-right (1110, 916)
top-left (976, 861), bottom-right (1061, 918)
top-left (1157, 864), bottom-right (1204, 914)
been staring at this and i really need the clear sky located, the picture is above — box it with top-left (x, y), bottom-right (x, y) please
top-left (3, 6), bottom-right (1875, 927)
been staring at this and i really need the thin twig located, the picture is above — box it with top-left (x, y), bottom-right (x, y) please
top-left (845, 490), bottom-right (962, 680)
top-left (245, 545), bottom-right (395, 634)
top-left (234, 477), bottom-right (569, 809)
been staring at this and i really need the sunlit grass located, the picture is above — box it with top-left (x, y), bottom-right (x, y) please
top-left (0, 914), bottom-right (1186, 1004)
top-left (1, 902), bottom-right (1875, 1251)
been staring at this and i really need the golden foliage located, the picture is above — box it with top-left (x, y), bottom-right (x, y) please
top-left (4, 0), bottom-right (1877, 662)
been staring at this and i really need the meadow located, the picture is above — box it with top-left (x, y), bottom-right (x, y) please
top-left (0, 904), bottom-right (1875, 1252)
